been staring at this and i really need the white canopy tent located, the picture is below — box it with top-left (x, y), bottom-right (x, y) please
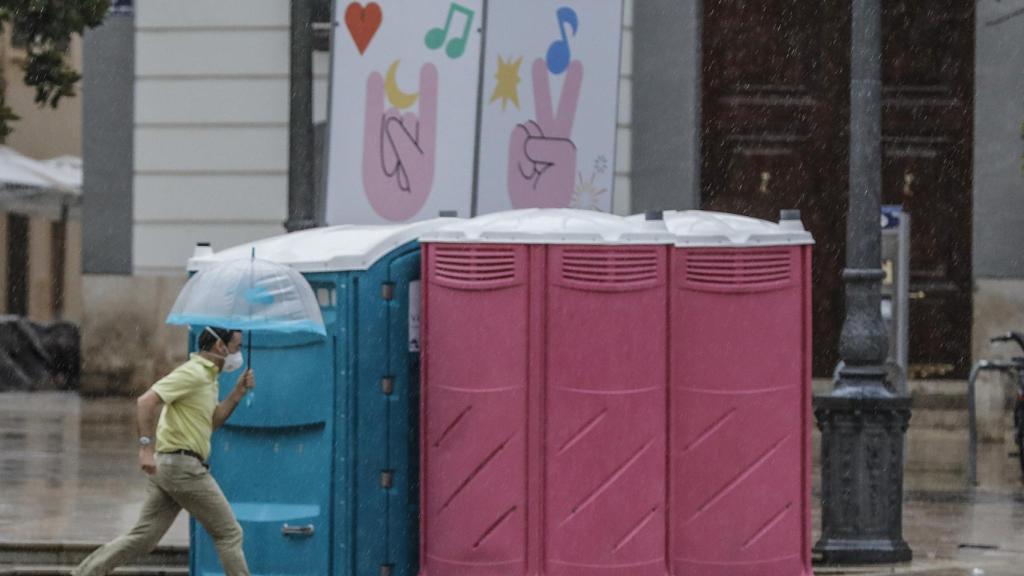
top-left (0, 146), bottom-right (82, 220)
top-left (0, 146), bottom-right (84, 322)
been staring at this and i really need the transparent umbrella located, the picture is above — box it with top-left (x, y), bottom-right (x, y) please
top-left (166, 254), bottom-right (326, 374)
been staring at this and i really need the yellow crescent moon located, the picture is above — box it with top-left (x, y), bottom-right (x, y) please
top-left (384, 60), bottom-right (419, 110)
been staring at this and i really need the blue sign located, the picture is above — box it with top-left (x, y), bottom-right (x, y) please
top-left (881, 205), bottom-right (903, 230)
top-left (110, 0), bottom-right (133, 16)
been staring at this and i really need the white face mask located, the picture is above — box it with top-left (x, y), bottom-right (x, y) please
top-left (222, 351), bottom-right (244, 373)
top-left (205, 327), bottom-right (244, 372)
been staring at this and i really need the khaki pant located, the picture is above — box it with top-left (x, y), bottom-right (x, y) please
top-left (73, 453), bottom-right (249, 576)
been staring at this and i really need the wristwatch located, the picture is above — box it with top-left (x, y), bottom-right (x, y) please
top-left (138, 436), bottom-right (153, 447)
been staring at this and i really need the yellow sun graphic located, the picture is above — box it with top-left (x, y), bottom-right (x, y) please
top-left (489, 55), bottom-right (522, 111)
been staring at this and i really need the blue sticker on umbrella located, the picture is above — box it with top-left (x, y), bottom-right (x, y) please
top-left (245, 286), bottom-right (275, 306)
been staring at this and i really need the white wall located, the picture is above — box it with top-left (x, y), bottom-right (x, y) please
top-left (973, 0), bottom-right (1024, 278)
top-left (133, 0), bottom-right (329, 275)
top-left (971, 2), bottom-right (1024, 375)
top-left (2, 33), bottom-right (83, 159)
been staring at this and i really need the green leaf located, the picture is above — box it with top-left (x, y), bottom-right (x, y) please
top-left (0, 0), bottom-right (111, 138)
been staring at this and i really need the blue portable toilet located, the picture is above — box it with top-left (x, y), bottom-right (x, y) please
top-left (184, 220), bottom-right (450, 576)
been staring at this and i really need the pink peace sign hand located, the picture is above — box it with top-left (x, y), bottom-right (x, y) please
top-left (362, 63), bottom-right (438, 221)
top-left (507, 58), bottom-right (583, 208)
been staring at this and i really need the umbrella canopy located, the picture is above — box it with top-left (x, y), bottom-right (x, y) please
top-left (166, 257), bottom-right (326, 336)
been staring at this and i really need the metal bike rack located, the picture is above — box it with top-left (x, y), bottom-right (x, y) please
top-left (966, 360), bottom-right (1015, 487)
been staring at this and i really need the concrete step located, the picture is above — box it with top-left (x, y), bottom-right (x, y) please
top-left (907, 407), bottom-right (971, 430)
top-left (813, 378), bottom-right (972, 405)
top-left (816, 377), bottom-right (1019, 435)
top-left (906, 428), bottom-right (973, 474)
top-left (0, 542), bottom-right (186, 569)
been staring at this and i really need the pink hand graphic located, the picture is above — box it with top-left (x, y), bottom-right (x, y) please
top-left (507, 58), bottom-right (583, 208)
top-left (363, 63), bottom-right (438, 221)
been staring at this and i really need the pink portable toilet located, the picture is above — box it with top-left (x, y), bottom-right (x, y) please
top-left (663, 210), bottom-right (814, 576)
top-left (418, 209), bottom-right (673, 576)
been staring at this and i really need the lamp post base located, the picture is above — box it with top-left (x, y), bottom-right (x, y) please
top-left (815, 537), bottom-right (912, 565)
top-left (813, 394), bottom-right (912, 565)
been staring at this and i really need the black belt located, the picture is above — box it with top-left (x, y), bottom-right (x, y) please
top-left (159, 449), bottom-right (209, 469)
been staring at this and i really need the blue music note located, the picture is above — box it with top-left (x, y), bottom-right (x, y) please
top-left (546, 7), bottom-right (578, 75)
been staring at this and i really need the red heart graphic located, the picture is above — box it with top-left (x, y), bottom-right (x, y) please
top-left (345, 2), bottom-right (382, 55)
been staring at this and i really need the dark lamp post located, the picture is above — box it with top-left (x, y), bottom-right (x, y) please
top-left (286, 0), bottom-right (319, 233)
top-left (813, 0), bottom-right (913, 565)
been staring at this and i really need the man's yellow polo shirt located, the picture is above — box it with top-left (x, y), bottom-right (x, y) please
top-left (151, 354), bottom-right (220, 461)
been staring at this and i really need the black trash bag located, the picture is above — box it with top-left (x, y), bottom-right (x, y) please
top-left (37, 321), bottom-right (81, 391)
top-left (0, 316), bottom-right (80, 392)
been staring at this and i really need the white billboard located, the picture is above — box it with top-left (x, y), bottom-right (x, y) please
top-left (476, 1), bottom-right (623, 213)
top-left (326, 1), bottom-right (622, 223)
top-left (326, 0), bottom-right (483, 224)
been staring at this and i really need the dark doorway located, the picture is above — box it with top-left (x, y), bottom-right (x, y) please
top-left (6, 214), bottom-right (29, 316)
top-left (701, 0), bottom-right (974, 377)
top-left (51, 214), bottom-right (67, 319)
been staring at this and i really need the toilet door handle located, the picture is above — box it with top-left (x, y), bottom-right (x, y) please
top-left (282, 523), bottom-right (315, 537)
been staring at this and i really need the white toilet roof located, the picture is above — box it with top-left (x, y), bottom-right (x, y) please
top-left (656, 210), bottom-right (814, 247)
top-left (188, 219), bottom-right (454, 272)
top-left (420, 209), bottom-right (813, 247)
top-left (420, 209), bottom-right (672, 245)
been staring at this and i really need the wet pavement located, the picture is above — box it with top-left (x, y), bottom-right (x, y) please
top-left (2, 391), bottom-right (1024, 574)
top-left (813, 491), bottom-right (1024, 576)
top-left (0, 392), bottom-right (188, 546)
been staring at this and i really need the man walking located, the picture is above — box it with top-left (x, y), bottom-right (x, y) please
top-left (74, 327), bottom-right (255, 576)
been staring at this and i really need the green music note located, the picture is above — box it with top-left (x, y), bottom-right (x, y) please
top-left (425, 2), bottom-right (475, 60)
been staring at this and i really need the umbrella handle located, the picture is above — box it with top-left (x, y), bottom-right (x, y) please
top-left (244, 331), bottom-right (254, 408)
top-left (248, 248), bottom-right (254, 372)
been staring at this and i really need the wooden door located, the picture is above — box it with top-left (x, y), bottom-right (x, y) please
top-left (702, 0), bottom-right (850, 376)
top-left (6, 214), bottom-right (28, 316)
top-left (702, 0), bottom-right (975, 377)
top-left (881, 1), bottom-right (974, 378)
